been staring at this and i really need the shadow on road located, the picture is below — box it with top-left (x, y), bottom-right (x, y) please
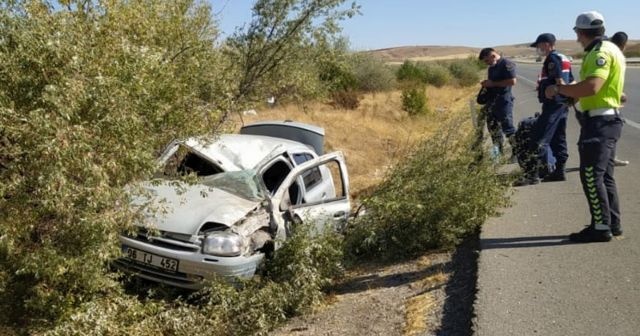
top-left (481, 235), bottom-right (574, 249)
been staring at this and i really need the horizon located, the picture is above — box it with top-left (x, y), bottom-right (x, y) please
top-left (210, 0), bottom-right (639, 51)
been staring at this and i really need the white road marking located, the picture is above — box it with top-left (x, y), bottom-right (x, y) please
top-left (624, 117), bottom-right (640, 130)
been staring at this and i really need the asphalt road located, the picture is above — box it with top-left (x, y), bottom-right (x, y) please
top-left (473, 62), bottom-right (640, 335)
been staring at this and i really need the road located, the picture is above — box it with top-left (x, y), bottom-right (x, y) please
top-left (473, 62), bottom-right (640, 335)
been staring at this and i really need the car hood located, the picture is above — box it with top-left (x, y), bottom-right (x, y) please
top-left (132, 181), bottom-right (263, 235)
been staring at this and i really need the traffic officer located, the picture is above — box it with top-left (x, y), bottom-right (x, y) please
top-left (478, 48), bottom-right (517, 159)
top-left (545, 11), bottom-right (625, 243)
top-left (516, 33), bottom-right (574, 186)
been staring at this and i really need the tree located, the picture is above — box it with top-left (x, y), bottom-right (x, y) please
top-left (224, 0), bottom-right (360, 121)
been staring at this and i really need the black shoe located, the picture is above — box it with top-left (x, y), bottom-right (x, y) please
top-left (513, 176), bottom-right (540, 187)
top-left (542, 172), bottom-right (566, 182)
top-left (568, 227), bottom-right (612, 243)
top-left (611, 226), bottom-right (623, 236)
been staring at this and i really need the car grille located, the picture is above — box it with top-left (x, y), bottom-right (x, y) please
top-left (128, 228), bottom-right (201, 252)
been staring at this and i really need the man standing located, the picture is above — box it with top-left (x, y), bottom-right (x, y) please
top-left (478, 48), bottom-right (517, 159)
top-left (545, 11), bottom-right (625, 242)
top-left (517, 33), bottom-right (574, 186)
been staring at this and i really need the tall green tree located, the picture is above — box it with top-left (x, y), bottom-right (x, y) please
top-left (225, 0), bottom-right (360, 118)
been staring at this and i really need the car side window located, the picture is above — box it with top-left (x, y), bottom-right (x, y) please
top-left (292, 153), bottom-right (322, 191)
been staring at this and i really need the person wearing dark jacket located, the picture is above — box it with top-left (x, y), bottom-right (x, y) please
top-left (515, 33), bottom-right (575, 186)
top-left (478, 48), bottom-right (517, 160)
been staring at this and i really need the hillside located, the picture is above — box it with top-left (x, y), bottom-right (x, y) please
top-left (366, 40), bottom-right (640, 62)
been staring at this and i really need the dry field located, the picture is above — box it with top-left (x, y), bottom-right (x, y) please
top-left (230, 85), bottom-right (478, 200)
top-left (365, 39), bottom-right (640, 63)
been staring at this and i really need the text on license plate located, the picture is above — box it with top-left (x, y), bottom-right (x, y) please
top-left (125, 247), bottom-right (179, 272)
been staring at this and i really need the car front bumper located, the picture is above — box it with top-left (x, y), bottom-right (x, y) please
top-left (116, 235), bottom-right (265, 289)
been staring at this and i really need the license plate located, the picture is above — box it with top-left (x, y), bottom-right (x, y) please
top-left (124, 247), bottom-right (179, 273)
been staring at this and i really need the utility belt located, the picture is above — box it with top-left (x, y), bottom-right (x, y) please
top-left (584, 108), bottom-right (619, 118)
top-left (574, 107), bottom-right (621, 127)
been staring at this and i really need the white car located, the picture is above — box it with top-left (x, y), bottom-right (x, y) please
top-left (115, 121), bottom-right (350, 289)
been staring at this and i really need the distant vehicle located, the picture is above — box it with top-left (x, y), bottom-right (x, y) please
top-left (115, 121), bottom-right (350, 289)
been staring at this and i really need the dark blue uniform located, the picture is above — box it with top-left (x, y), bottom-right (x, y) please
top-left (533, 51), bottom-right (574, 177)
top-left (486, 57), bottom-right (517, 152)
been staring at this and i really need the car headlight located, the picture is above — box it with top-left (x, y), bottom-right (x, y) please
top-left (202, 232), bottom-right (243, 257)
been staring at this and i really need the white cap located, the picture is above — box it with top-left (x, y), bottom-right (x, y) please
top-left (574, 11), bottom-right (605, 30)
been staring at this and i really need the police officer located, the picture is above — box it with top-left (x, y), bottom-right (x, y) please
top-left (478, 48), bottom-right (517, 159)
top-left (516, 33), bottom-right (575, 186)
top-left (545, 11), bottom-right (625, 243)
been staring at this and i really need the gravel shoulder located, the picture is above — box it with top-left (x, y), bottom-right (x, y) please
top-left (272, 235), bottom-right (479, 336)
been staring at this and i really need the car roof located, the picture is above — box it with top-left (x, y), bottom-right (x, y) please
top-left (183, 134), bottom-right (314, 171)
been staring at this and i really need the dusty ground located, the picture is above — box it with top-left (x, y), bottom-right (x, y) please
top-left (272, 236), bottom-right (480, 336)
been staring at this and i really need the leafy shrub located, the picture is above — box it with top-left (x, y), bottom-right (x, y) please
top-left (0, 1), bottom-right (228, 329)
top-left (344, 116), bottom-right (509, 261)
top-left (401, 85), bottom-right (428, 116)
top-left (331, 90), bottom-right (361, 109)
top-left (447, 58), bottom-right (482, 87)
top-left (319, 60), bottom-right (359, 92)
top-left (43, 226), bottom-right (344, 336)
top-left (396, 60), bottom-right (425, 82)
top-left (422, 63), bottom-right (452, 87)
top-left (350, 53), bottom-right (396, 92)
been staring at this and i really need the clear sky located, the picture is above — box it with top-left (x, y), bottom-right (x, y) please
top-left (209, 0), bottom-right (639, 51)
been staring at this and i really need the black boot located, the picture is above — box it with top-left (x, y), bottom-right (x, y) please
top-left (542, 162), bottom-right (566, 182)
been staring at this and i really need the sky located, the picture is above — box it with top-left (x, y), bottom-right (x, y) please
top-left (209, 0), bottom-right (640, 51)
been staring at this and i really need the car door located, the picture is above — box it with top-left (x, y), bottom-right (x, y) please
top-left (271, 152), bottom-right (350, 236)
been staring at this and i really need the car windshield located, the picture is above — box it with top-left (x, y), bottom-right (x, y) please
top-left (199, 170), bottom-right (265, 201)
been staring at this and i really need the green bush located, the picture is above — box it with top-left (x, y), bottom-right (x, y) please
top-left (350, 53), bottom-right (396, 92)
top-left (396, 60), bottom-right (425, 82)
top-left (401, 84), bottom-right (428, 116)
top-left (344, 116), bottom-right (509, 261)
top-left (1, 1), bottom-right (228, 328)
top-left (422, 63), bottom-right (452, 87)
top-left (447, 58), bottom-right (482, 87)
top-left (42, 226), bottom-right (344, 336)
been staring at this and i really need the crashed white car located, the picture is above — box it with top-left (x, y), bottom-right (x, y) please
top-left (115, 121), bottom-right (350, 289)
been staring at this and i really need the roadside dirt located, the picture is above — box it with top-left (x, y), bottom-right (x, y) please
top-left (271, 235), bottom-right (480, 336)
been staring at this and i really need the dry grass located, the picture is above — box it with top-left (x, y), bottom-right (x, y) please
top-left (403, 292), bottom-right (435, 336)
top-left (403, 254), bottom-right (449, 336)
top-left (403, 271), bottom-right (448, 336)
top-left (231, 85), bottom-right (477, 199)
